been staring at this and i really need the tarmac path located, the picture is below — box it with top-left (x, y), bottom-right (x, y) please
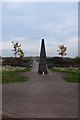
top-left (2, 61), bottom-right (78, 118)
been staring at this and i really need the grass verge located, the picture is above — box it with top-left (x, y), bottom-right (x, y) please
top-left (2, 67), bottom-right (30, 83)
top-left (49, 68), bottom-right (79, 83)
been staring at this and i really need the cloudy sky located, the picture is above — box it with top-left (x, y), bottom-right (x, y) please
top-left (2, 2), bottom-right (78, 57)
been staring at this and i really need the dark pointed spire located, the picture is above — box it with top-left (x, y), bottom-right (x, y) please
top-left (38, 39), bottom-right (48, 74)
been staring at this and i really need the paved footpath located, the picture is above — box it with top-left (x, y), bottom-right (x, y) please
top-left (2, 61), bottom-right (78, 118)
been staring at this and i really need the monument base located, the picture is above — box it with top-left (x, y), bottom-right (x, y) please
top-left (38, 64), bottom-right (48, 74)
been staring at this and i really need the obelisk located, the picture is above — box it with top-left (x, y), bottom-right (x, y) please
top-left (38, 39), bottom-right (48, 74)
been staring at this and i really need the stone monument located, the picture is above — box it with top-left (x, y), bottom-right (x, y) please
top-left (38, 39), bottom-right (48, 74)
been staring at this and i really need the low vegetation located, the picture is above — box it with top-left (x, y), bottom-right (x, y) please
top-left (49, 68), bottom-right (79, 83)
top-left (2, 67), bottom-right (30, 83)
top-left (2, 57), bottom-right (34, 67)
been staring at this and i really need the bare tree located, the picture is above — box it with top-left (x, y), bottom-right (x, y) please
top-left (12, 41), bottom-right (24, 60)
top-left (18, 48), bottom-right (24, 61)
top-left (57, 44), bottom-right (67, 58)
top-left (12, 42), bottom-right (21, 58)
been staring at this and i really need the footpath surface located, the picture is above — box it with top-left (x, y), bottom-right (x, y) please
top-left (2, 62), bottom-right (78, 118)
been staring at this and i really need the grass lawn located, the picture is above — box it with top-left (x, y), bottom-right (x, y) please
top-left (2, 67), bottom-right (30, 83)
top-left (49, 68), bottom-right (79, 83)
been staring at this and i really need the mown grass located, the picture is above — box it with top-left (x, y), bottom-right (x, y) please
top-left (49, 68), bottom-right (79, 83)
top-left (2, 67), bottom-right (30, 83)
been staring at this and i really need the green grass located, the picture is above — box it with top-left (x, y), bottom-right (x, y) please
top-left (2, 67), bottom-right (30, 83)
top-left (49, 68), bottom-right (79, 83)
top-left (63, 72), bottom-right (79, 83)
